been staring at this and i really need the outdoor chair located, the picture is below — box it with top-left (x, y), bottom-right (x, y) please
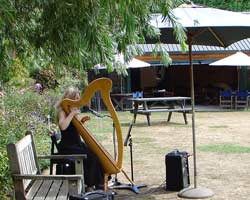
top-left (132, 91), bottom-right (143, 98)
top-left (219, 90), bottom-right (233, 109)
top-left (235, 90), bottom-right (248, 109)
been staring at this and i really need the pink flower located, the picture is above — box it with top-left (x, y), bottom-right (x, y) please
top-left (19, 89), bottom-right (26, 94)
top-left (34, 83), bottom-right (42, 93)
top-left (0, 91), bottom-right (4, 97)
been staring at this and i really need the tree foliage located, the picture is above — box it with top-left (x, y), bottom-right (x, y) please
top-left (0, 0), bottom-right (186, 74)
top-left (1, 0), bottom-right (249, 76)
top-left (193, 0), bottom-right (250, 11)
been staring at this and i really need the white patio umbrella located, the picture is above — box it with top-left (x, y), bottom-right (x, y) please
top-left (95, 54), bottom-right (151, 69)
top-left (210, 51), bottom-right (250, 90)
top-left (119, 56), bottom-right (151, 93)
top-left (210, 52), bottom-right (250, 66)
top-left (148, 3), bottom-right (250, 199)
top-left (95, 55), bottom-right (151, 93)
top-left (125, 58), bottom-right (151, 68)
top-left (114, 54), bottom-right (151, 93)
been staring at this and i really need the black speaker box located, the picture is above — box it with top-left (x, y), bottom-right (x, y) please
top-left (165, 150), bottom-right (190, 191)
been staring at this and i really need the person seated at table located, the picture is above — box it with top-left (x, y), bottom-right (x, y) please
top-left (55, 87), bottom-right (104, 191)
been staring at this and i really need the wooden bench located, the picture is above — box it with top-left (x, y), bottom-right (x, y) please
top-left (131, 108), bottom-right (192, 126)
top-left (7, 131), bottom-right (86, 200)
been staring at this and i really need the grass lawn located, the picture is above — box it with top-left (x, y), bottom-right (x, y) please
top-left (81, 110), bottom-right (250, 200)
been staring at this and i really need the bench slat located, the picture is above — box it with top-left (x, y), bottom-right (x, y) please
top-left (57, 180), bottom-right (68, 200)
top-left (34, 180), bottom-right (53, 200)
top-left (131, 107), bottom-right (192, 126)
top-left (136, 108), bottom-right (192, 113)
top-left (26, 180), bottom-right (43, 199)
top-left (14, 174), bottom-right (83, 180)
top-left (46, 180), bottom-right (63, 200)
top-left (15, 135), bottom-right (32, 152)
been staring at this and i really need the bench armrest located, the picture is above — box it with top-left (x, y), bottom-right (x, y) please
top-left (37, 154), bottom-right (87, 160)
top-left (37, 154), bottom-right (86, 176)
top-left (13, 174), bottom-right (83, 180)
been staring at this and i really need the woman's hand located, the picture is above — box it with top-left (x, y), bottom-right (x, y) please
top-left (70, 107), bottom-right (80, 116)
top-left (81, 116), bottom-right (91, 124)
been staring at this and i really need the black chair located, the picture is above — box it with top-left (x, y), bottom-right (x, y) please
top-left (49, 131), bottom-right (76, 175)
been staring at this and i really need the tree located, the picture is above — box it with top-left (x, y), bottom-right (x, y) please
top-left (192, 0), bottom-right (250, 11)
top-left (0, 0), bottom-right (187, 74)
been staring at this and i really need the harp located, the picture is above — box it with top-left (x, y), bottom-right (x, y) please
top-left (61, 78), bottom-right (133, 189)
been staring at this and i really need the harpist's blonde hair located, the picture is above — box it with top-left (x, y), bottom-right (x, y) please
top-left (55, 87), bottom-right (80, 111)
top-left (62, 87), bottom-right (80, 100)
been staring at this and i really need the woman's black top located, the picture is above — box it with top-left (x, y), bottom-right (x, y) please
top-left (60, 122), bottom-right (82, 147)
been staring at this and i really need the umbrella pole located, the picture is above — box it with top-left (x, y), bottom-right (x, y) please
top-left (178, 40), bottom-right (214, 199)
top-left (237, 66), bottom-right (240, 91)
top-left (189, 42), bottom-right (197, 189)
top-left (120, 76), bottom-right (123, 94)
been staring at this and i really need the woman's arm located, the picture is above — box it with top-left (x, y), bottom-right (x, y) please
top-left (58, 108), bottom-right (79, 130)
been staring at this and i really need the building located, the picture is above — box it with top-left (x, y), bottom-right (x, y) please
top-left (135, 38), bottom-right (250, 104)
top-left (88, 39), bottom-right (250, 105)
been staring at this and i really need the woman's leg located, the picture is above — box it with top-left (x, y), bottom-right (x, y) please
top-left (84, 146), bottom-right (104, 188)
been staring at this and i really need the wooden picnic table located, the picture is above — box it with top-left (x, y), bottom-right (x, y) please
top-left (111, 93), bottom-right (133, 111)
top-left (129, 96), bottom-right (191, 126)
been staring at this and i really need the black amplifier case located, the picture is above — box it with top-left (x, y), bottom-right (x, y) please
top-left (165, 150), bottom-right (190, 191)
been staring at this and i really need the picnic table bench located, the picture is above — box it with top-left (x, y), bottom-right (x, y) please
top-left (129, 97), bottom-right (192, 126)
top-left (7, 131), bottom-right (86, 200)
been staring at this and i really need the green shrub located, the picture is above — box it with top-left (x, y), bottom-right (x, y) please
top-left (0, 67), bottom-right (87, 199)
top-left (32, 65), bottom-right (58, 89)
top-left (6, 58), bottom-right (34, 88)
top-left (57, 67), bottom-right (88, 91)
top-left (0, 146), bottom-right (12, 199)
top-left (0, 88), bottom-right (55, 199)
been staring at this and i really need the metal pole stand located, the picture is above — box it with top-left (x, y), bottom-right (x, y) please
top-left (178, 42), bottom-right (214, 199)
top-left (109, 122), bottom-right (147, 193)
top-left (108, 123), bottom-right (124, 188)
top-left (178, 187), bottom-right (214, 199)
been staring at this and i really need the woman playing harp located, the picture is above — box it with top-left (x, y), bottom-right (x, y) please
top-left (61, 78), bottom-right (134, 191)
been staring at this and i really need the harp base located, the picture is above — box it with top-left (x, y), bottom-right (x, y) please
top-left (108, 122), bottom-right (147, 194)
top-left (109, 182), bottom-right (147, 194)
top-left (108, 174), bottom-right (147, 194)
